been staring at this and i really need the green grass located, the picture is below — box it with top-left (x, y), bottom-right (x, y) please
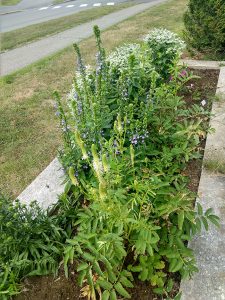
top-left (0, 0), bottom-right (188, 197)
top-left (0, 0), bottom-right (21, 5)
top-left (204, 159), bottom-right (225, 174)
top-left (1, 3), bottom-right (133, 51)
top-left (53, 0), bottom-right (65, 4)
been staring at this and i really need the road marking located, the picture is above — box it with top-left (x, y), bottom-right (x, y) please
top-left (38, 6), bottom-right (49, 10)
top-left (66, 4), bottom-right (75, 7)
top-left (79, 3), bottom-right (88, 7)
top-left (107, 2), bottom-right (114, 5)
top-left (52, 5), bottom-right (61, 9)
top-left (93, 3), bottom-right (101, 6)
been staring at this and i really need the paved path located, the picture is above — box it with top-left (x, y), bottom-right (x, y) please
top-left (0, 0), bottom-right (168, 76)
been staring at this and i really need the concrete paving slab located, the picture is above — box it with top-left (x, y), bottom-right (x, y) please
top-left (0, 0), bottom-right (168, 76)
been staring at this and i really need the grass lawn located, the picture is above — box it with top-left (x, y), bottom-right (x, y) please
top-left (0, 0), bottom-right (21, 5)
top-left (0, 0), bottom-right (188, 198)
top-left (1, 3), bottom-right (133, 51)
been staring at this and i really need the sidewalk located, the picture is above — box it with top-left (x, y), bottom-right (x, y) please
top-left (0, 0), bottom-right (168, 76)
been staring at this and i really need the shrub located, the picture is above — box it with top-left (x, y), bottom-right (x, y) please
top-left (0, 195), bottom-right (66, 298)
top-left (55, 26), bottom-right (219, 299)
top-left (184, 0), bottom-right (225, 55)
top-left (143, 28), bottom-right (185, 79)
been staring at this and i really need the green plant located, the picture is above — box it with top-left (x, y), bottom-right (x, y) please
top-left (0, 194), bottom-right (66, 298)
top-left (143, 28), bottom-right (185, 79)
top-left (184, 0), bottom-right (225, 56)
top-left (55, 26), bottom-right (219, 299)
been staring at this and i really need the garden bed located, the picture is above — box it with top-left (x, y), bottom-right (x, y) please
top-left (15, 69), bottom-right (219, 300)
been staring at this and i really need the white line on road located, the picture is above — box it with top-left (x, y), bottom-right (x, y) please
top-left (79, 3), bottom-right (88, 7)
top-left (93, 3), bottom-right (101, 6)
top-left (38, 6), bottom-right (49, 10)
top-left (66, 4), bottom-right (75, 7)
top-left (107, 2), bottom-right (115, 5)
top-left (52, 5), bottom-right (61, 9)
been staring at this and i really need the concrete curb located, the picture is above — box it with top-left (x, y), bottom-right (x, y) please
top-left (180, 67), bottom-right (225, 299)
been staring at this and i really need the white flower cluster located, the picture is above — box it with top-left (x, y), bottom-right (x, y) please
top-left (106, 43), bottom-right (141, 71)
top-left (67, 65), bottom-right (93, 100)
top-left (143, 28), bottom-right (186, 54)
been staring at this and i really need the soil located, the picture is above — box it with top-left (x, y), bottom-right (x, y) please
top-left (14, 69), bottom-right (219, 300)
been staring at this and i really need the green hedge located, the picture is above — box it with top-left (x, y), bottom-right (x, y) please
top-left (184, 0), bottom-right (225, 55)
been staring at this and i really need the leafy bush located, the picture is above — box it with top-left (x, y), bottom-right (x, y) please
top-left (54, 26), bottom-right (219, 299)
top-left (184, 0), bottom-right (225, 55)
top-left (0, 195), bottom-right (66, 299)
top-left (143, 28), bottom-right (185, 79)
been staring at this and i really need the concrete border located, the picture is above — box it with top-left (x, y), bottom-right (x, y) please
top-left (180, 59), bottom-right (225, 70)
top-left (18, 158), bottom-right (65, 209)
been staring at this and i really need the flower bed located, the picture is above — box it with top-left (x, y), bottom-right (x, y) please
top-left (1, 28), bottom-right (220, 300)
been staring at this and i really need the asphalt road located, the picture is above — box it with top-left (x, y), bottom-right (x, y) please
top-left (0, 0), bottom-right (129, 32)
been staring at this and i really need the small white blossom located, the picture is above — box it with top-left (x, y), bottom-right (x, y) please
top-left (201, 100), bottom-right (207, 106)
top-left (143, 28), bottom-right (186, 56)
top-left (106, 44), bottom-right (141, 71)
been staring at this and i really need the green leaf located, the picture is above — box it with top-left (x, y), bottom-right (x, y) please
top-left (169, 258), bottom-right (177, 272)
top-left (114, 282), bottom-right (131, 299)
top-left (78, 270), bottom-right (87, 286)
top-left (119, 276), bottom-right (134, 288)
top-left (201, 216), bottom-right (209, 231)
top-left (207, 215), bottom-right (220, 228)
top-left (170, 259), bottom-right (183, 272)
top-left (83, 252), bottom-right (95, 262)
top-left (77, 262), bottom-right (89, 272)
top-left (139, 268), bottom-right (148, 281)
top-left (128, 265), bottom-right (142, 272)
top-left (97, 279), bottom-right (113, 290)
top-left (166, 278), bottom-right (174, 292)
top-left (205, 208), bottom-right (213, 216)
top-left (107, 268), bottom-right (117, 283)
top-left (93, 261), bottom-right (104, 276)
top-left (153, 287), bottom-right (164, 295)
top-left (178, 211), bottom-right (184, 230)
top-left (102, 290), bottom-right (110, 300)
top-left (174, 291), bottom-right (182, 300)
top-left (110, 289), bottom-right (117, 300)
top-left (197, 203), bottom-right (203, 216)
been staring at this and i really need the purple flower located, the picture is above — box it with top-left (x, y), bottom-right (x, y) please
top-left (179, 69), bottom-right (188, 78)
